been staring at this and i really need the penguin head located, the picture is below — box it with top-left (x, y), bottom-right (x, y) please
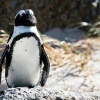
top-left (15, 9), bottom-right (37, 27)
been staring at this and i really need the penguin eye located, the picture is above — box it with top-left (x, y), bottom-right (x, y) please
top-left (15, 10), bottom-right (26, 18)
top-left (19, 10), bottom-right (26, 16)
top-left (22, 13), bottom-right (26, 17)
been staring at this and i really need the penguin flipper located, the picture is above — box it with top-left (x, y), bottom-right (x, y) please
top-left (0, 45), bottom-right (9, 84)
top-left (40, 45), bottom-right (50, 86)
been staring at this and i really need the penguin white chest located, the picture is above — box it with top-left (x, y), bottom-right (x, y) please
top-left (7, 36), bottom-right (40, 87)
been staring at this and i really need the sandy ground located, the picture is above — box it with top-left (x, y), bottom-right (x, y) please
top-left (46, 38), bottom-right (100, 93)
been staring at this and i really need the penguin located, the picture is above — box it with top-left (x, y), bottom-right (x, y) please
top-left (0, 9), bottom-right (50, 88)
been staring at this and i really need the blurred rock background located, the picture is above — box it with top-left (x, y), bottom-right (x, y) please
top-left (0, 0), bottom-right (100, 33)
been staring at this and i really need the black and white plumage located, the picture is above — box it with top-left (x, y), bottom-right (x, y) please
top-left (0, 9), bottom-right (50, 88)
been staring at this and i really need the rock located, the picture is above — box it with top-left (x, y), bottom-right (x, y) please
top-left (65, 92), bottom-right (100, 100)
top-left (45, 27), bottom-right (86, 42)
top-left (0, 86), bottom-right (100, 100)
top-left (0, 86), bottom-right (65, 100)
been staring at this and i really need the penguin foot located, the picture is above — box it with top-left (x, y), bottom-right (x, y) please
top-left (28, 85), bottom-right (35, 88)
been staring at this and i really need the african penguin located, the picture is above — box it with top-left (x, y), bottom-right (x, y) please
top-left (0, 9), bottom-right (50, 88)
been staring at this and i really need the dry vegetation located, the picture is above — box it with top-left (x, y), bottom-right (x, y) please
top-left (43, 35), bottom-right (92, 70)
